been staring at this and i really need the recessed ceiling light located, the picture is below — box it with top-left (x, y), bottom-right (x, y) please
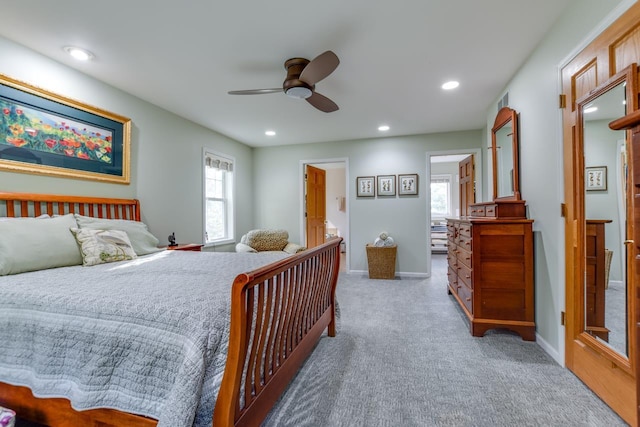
top-left (378, 125), bottom-right (390, 132)
top-left (442, 81), bottom-right (459, 90)
top-left (265, 130), bottom-right (276, 136)
top-left (584, 106), bottom-right (598, 114)
top-left (63, 46), bottom-right (94, 61)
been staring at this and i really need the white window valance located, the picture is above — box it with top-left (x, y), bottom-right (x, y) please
top-left (205, 152), bottom-right (234, 171)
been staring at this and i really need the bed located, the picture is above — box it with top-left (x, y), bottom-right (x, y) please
top-left (0, 192), bottom-right (342, 427)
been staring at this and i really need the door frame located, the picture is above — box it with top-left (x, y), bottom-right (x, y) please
top-left (426, 148), bottom-right (482, 278)
top-left (299, 157), bottom-right (349, 271)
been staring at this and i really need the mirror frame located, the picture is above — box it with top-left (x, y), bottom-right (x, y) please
top-left (575, 63), bottom-right (638, 374)
top-left (491, 107), bottom-right (520, 200)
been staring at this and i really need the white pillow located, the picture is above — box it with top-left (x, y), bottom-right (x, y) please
top-left (74, 214), bottom-right (162, 256)
top-left (70, 228), bottom-right (137, 266)
top-left (0, 214), bottom-right (82, 275)
top-left (0, 214), bottom-right (50, 221)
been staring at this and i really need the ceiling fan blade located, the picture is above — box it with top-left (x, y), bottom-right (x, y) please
top-left (228, 88), bottom-right (283, 95)
top-left (299, 50), bottom-right (339, 85)
top-left (306, 92), bottom-right (339, 113)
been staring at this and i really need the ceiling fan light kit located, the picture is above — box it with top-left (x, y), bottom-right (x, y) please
top-left (229, 50), bottom-right (340, 112)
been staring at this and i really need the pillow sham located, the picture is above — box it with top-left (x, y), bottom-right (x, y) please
top-left (70, 228), bottom-right (137, 266)
top-left (0, 214), bottom-right (82, 276)
top-left (74, 214), bottom-right (162, 256)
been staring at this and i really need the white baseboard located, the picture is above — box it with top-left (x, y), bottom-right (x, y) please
top-left (536, 333), bottom-right (563, 366)
top-left (347, 269), bottom-right (429, 278)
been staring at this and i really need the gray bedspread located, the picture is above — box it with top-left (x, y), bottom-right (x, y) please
top-left (0, 250), bottom-right (289, 427)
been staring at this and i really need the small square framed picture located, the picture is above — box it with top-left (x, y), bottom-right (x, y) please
top-left (377, 175), bottom-right (396, 196)
top-left (356, 176), bottom-right (375, 197)
top-left (585, 166), bottom-right (607, 191)
top-left (398, 174), bottom-right (419, 195)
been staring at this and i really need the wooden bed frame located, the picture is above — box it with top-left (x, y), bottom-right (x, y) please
top-left (0, 192), bottom-right (342, 427)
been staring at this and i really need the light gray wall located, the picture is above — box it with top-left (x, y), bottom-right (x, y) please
top-left (584, 120), bottom-right (624, 281)
top-left (253, 131), bottom-right (482, 275)
top-left (0, 36), bottom-right (253, 250)
top-left (430, 161), bottom-right (460, 219)
top-left (484, 0), bottom-right (630, 361)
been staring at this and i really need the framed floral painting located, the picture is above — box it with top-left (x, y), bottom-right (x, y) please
top-left (0, 74), bottom-right (131, 184)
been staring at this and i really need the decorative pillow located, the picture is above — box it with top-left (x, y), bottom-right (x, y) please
top-left (283, 242), bottom-right (306, 254)
top-left (0, 214), bottom-right (83, 276)
top-left (244, 229), bottom-right (289, 251)
top-left (74, 214), bottom-right (162, 256)
top-left (235, 242), bottom-right (258, 253)
top-left (70, 228), bottom-right (137, 266)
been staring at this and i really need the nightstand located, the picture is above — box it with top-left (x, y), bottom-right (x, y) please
top-left (165, 243), bottom-right (203, 252)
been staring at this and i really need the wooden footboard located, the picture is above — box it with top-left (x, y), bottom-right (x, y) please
top-left (214, 237), bottom-right (342, 426)
top-left (0, 192), bottom-right (342, 427)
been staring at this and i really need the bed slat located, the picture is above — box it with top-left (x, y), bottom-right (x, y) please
top-left (215, 237), bottom-right (341, 427)
top-left (0, 192), bottom-right (140, 221)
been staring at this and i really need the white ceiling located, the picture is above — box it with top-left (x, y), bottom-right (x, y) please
top-left (0, 0), bottom-right (571, 148)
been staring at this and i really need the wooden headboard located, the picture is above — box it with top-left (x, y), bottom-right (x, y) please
top-left (0, 192), bottom-right (140, 221)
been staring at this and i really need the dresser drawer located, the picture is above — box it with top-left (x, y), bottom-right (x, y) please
top-left (457, 262), bottom-right (473, 289)
top-left (457, 282), bottom-right (473, 314)
top-left (456, 247), bottom-right (472, 269)
top-left (446, 222), bottom-right (457, 243)
top-left (484, 204), bottom-right (497, 217)
top-left (457, 234), bottom-right (472, 251)
top-left (447, 245), bottom-right (458, 266)
top-left (447, 266), bottom-right (458, 289)
top-left (468, 205), bottom-right (485, 217)
top-left (458, 222), bottom-right (472, 238)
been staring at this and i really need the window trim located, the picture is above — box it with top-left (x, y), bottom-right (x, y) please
top-left (202, 148), bottom-right (235, 246)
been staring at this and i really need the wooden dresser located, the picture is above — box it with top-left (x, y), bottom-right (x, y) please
top-left (446, 200), bottom-right (535, 341)
top-left (584, 219), bottom-right (612, 341)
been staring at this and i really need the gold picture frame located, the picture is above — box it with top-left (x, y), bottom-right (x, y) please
top-left (0, 74), bottom-right (131, 184)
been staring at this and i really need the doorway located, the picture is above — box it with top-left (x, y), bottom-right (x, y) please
top-left (300, 159), bottom-right (349, 272)
top-left (426, 149), bottom-right (482, 278)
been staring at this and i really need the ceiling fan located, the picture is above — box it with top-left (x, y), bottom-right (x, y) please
top-left (228, 50), bottom-right (340, 113)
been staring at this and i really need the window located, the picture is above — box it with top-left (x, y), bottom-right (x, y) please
top-left (430, 174), bottom-right (452, 218)
top-left (204, 150), bottom-right (234, 244)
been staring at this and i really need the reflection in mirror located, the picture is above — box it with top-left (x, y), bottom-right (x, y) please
top-left (495, 121), bottom-right (514, 198)
top-left (491, 107), bottom-right (520, 200)
top-left (582, 80), bottom-right (628, 357)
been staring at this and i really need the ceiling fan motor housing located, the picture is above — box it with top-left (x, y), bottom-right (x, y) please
top-left (283, 57), bottom-right (314, 99)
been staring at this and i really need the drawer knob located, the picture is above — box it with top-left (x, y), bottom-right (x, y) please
top-left (466, 297), bottom-right (471, 302)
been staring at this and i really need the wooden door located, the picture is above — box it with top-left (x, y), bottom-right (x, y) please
top-left (459, 155), bottom-right (475, 216)
top-left (560, 4), bottom-right (640, 425)
top-left (305, 165), bottom-right (326, 248)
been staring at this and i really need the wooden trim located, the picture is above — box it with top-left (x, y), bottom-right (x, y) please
top-left (0, 192), bottom-right (342, 427)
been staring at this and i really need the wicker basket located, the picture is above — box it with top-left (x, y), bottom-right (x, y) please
top-left (366, 244), bottom-right (397, 279)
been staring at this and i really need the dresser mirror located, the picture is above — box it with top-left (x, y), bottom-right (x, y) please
top-left (491, 107), bottom-right (520, 200)
top-left (578, 66), bottom-right (636, 362)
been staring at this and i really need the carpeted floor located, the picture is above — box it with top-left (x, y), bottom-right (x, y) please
top-left (263, 255), bottom-right (627, 427)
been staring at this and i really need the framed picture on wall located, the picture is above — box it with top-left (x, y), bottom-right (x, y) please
top-left (377, 175), bottom-right (396, 196)
top-left (356, 176), bottom-right (375, 197)
top-left (586, 166), bottom-right (607, 191)
top-left (0, 73), bottom-right (131, 184)
top-left (398, 173), bottom-right (419, 195)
